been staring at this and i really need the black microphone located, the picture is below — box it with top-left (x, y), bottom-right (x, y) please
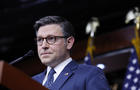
top-left (9, 50), bottom-right (34, 65)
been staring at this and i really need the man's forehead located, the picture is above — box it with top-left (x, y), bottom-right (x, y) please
top-left (37, 25), bottom-right (63, 36)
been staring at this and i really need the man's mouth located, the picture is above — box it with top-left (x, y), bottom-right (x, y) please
top-left (40, 52), bottom-right (51, 56)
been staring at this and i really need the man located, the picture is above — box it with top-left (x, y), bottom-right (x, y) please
top-left (32, 16), bottom-right (110, 90)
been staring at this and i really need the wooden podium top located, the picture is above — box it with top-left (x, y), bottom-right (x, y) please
top-left (0, 61), bottom-right (48, 90)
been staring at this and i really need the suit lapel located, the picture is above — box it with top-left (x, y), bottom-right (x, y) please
top-left (51, 60), bottom-right (78, 90)
top-left (39, 69), bottom-right (47, 84)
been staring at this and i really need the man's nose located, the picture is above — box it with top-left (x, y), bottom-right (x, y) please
top-left (42, 39), bottom-right (49, 48)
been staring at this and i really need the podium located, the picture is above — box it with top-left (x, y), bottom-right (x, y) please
top-left (0, 61), bottom-right (48, 90)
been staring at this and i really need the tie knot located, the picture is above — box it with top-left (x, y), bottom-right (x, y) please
top-left (49, 68), bottom-right (56, 76)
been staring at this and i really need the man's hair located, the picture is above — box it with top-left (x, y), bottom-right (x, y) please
top-left (34, 16), bottom-right (75, 37)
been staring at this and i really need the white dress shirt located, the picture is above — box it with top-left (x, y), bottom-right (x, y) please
top-left (42, 58), bottom-right (72, 86)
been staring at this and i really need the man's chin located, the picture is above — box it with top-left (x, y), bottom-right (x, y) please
top-left (41, 59), bottom-right (51, 65)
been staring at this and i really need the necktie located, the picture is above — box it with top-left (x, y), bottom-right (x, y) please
top-left (45, 68), bottom-right (56, 89)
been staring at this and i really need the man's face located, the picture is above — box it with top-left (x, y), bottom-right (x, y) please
top-left (37, 24), bottom-right (73, 67)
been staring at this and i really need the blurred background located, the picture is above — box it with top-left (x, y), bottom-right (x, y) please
top-left (0, 0), bottom-right (140, 90)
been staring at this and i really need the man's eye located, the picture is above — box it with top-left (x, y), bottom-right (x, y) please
top-left (37, 38), bottom-right (42, 41)
top-left (48, 36), bottom-right (55, 40)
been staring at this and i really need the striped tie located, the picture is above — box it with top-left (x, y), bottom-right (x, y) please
top-left (45, 68), bottom-right (56, 89)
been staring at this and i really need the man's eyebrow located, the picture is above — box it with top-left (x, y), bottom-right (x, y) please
top-left (37, 35), bottom-right (55, 38)
top-left (36, 36), bottom-right (42, 38)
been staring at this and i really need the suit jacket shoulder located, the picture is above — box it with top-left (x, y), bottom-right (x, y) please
top-left (32, 69), bottom-right (46, 84)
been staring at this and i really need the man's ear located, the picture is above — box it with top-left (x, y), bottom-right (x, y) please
top-left (66, 36), bottom-right (75, 50)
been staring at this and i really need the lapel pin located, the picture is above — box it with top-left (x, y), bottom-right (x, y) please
top-left (64, 73), bottom-right (69, 76)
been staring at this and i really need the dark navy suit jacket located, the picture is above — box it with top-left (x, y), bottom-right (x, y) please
top-left (32, 60), bottom-right (110, 90)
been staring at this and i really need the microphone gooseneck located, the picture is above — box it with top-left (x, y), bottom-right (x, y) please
top-left (9, 50), bottom-right (34, 65)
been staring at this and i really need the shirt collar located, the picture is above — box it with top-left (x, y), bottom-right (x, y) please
top-left (42, 58), bottom-right (72, 85)
top-left (53, 57), bottom-right (72, 75)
